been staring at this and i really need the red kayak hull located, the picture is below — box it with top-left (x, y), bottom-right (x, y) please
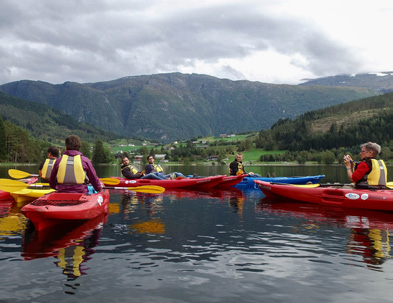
top-left (0, 190), bottom-right (12, 200)
top-left (255, 180), bottom-right (393, 212)
top-left (105, 175), bottom-right (225, 189)
top-left (214, 174), bottom-right (246, 189)
top-left (21, 190), bottom-right (110, 231)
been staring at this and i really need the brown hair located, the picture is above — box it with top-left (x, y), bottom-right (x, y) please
top-left (47, 146), bottom-right (60, 157)
top-left (65, 135), bottom-right (81, 151)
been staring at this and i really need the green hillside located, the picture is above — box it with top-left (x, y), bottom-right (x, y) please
top-left (0, 91), bottom-right (120, 146)
top-left (0, 73), bottom-right (377, 142)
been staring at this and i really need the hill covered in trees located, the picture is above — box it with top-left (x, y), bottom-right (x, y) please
top-left (0, 73), bottom-right (377, 142)
top-left (0, 91), bottom-right (120, 145)
top-left (251, 91), bottom-right (393, 163)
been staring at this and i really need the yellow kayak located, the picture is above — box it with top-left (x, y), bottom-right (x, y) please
top-left (11, 188), bottom-right (55, 204)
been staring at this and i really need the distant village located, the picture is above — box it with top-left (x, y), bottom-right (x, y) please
top-left (115, 134), bottom-right (237, 163)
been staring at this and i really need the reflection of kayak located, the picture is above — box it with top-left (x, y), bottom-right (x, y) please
top-left (257, 197), bottom-right (393, 230)
top-left (22, 213), bottom-right (108, 260)
top-left (255, 180), bottom-right (393, 211)
top-left (21, 189), bottom-right (110, 231)
top-left (162, 187), bottom-right (244, 200)
top-left (235, 175), bottom-right (325, 190)
top-left (104, 175), bottom-right (225, 189)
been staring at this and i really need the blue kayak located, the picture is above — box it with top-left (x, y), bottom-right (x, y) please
top-left (234, 175), bottom-right (325, 190)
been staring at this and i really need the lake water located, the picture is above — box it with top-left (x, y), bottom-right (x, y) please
top-left (1, 164), bottom-right (393, 302)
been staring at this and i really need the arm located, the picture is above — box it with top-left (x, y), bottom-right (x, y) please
top-left (38, 160), bottom-right (45, 178)
top-left (145, 164), bottom-right (153, 174)
top-left (229, 162), bottom-right (237, 175)
top-left (49, 158), bottom-right (61, 190)
top-left (83, 157), bottom-right (102, 192)
top-left (122, 166), bottom-right (143, 179)
top-left (344, 156), bottom-right (369, 183)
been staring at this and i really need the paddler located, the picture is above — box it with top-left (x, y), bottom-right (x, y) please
top-left (229, 153), bottom-right (255, 176)
top-left (49, 135), bottom-right (102, 193)
top-left (344, 141), bottom-right (387, 189)
top-left (38, 146), bottom-right (60, 182)
top-left (144, 155), bottom-right (186, 179)
top-left (121, 156), bottom-right (145, 179)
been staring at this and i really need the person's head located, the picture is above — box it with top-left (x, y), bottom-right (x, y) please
top-left (65, 135), bottom-right (81, 151)
top-left (236, 153), bottom-right (243, 161)
top-left (122, 157), bottom-right (130, 165)
top-left (147, 155), bottom-right (155, 164)
top-left (47, 146), bottom-right (60, 158)
top-left (360, 142), bottom-right (381, 159)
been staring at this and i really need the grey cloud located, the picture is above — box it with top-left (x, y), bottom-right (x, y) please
top-left (0, 0), bottom-right (368, 84)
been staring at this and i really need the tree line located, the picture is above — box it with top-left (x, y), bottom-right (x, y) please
top-left (0, 117), bottom-right (113, 164)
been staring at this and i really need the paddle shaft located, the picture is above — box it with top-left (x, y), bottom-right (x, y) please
top-left (29, 185), bottom-right (165, 193)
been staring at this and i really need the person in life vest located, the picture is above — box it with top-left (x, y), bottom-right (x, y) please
top-left (39, 146), bottom-right (60, 182)
top-left (229, 153), bottom-right (255, 176)
top-left (344, 141), bottom-right (387, 189)
top-left (121, 157), bottom-right (144, 179)
top-left (49, 135), bottom-right (102, 193)
top-left (144, 155), bottom-right (186, 180)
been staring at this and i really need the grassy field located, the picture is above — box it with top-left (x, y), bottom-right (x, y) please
top-left (235, 149), bottom-right (286, 162)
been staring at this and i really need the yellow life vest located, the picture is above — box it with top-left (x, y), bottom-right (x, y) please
top-left (57, 154), bottom-right (86, 184)
top-left (367, 159), bottom-right (387, 186)
top-left (153, 164), bottom-right (164, 173)
top-left (41, 158), bottom-right (56, 180)
top-left (122, 164), bottom-right (139, 175)
top-left (229, 161), bottom-right (244, 175)
top-left (356, 159), bottom-right (387, 188)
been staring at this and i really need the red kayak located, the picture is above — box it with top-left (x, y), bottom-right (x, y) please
top-left (214, 174), bottom-right (246, 189)
top-left (105, 175), bottom-right (225, 189)
top-left (255, 180), bottom-right (393, 212)
top-left (21, 189), bottom-right (110, 231)
top-left (0, 190), bottom-right (12, 200)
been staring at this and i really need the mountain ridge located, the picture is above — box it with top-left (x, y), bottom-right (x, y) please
top-left (0, 72), bottom-right (384, 142)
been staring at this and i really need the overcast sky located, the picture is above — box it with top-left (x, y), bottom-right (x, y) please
top-left (1, 0), bottom-right (392, 85)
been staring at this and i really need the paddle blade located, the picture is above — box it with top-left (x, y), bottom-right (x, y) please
top-left (104, 185), bottom-right (165, 194)
top-left (128, 186), bottom-right (165, 193)
top-left (0, 179), bottom-right (30, 193)
top-left (99, 178), bottom-right (120, 186)
top-left (8, 169), bottom-right (38, 179)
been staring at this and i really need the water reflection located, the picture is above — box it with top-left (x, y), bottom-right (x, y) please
top-left (257, 196), bottom-right (393, 271)
top-left (0, 199), bottom-right (29, 238)
top-left (22, 214), bottom-right (107, 283)
top-left (2, 184), bottom-right (393, 301)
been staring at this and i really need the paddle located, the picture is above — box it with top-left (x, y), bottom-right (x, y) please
top-left (8, 169), bottom-right (38, 179)
top-left (0, 179), bottom-right (165, 194)
top-left (102, 185), bottom-right (165, 193)
top-left (8, 168), bottom-right (120, 185)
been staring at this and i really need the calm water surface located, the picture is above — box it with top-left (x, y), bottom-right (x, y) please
top-left (1, 165), bottom-right (393, 302)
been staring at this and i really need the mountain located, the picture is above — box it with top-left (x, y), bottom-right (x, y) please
top-left (300, 71), bottom-right (393, 93)
top-left (0, 73), bottom-right (380, 142)
top-left (0, 91), bottom-right (120, 144)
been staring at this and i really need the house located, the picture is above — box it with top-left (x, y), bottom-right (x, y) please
top-left (155, 154), bottom-right (166, 161)
top-left (133, 155), bottom-right (143, 163)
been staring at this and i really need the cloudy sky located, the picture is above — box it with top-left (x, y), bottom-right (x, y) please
top-left (1, 0), bottom-right (392, 85)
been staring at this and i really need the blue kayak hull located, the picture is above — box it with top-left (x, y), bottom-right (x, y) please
top-left (234, 175), bottom-right (325, 190)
